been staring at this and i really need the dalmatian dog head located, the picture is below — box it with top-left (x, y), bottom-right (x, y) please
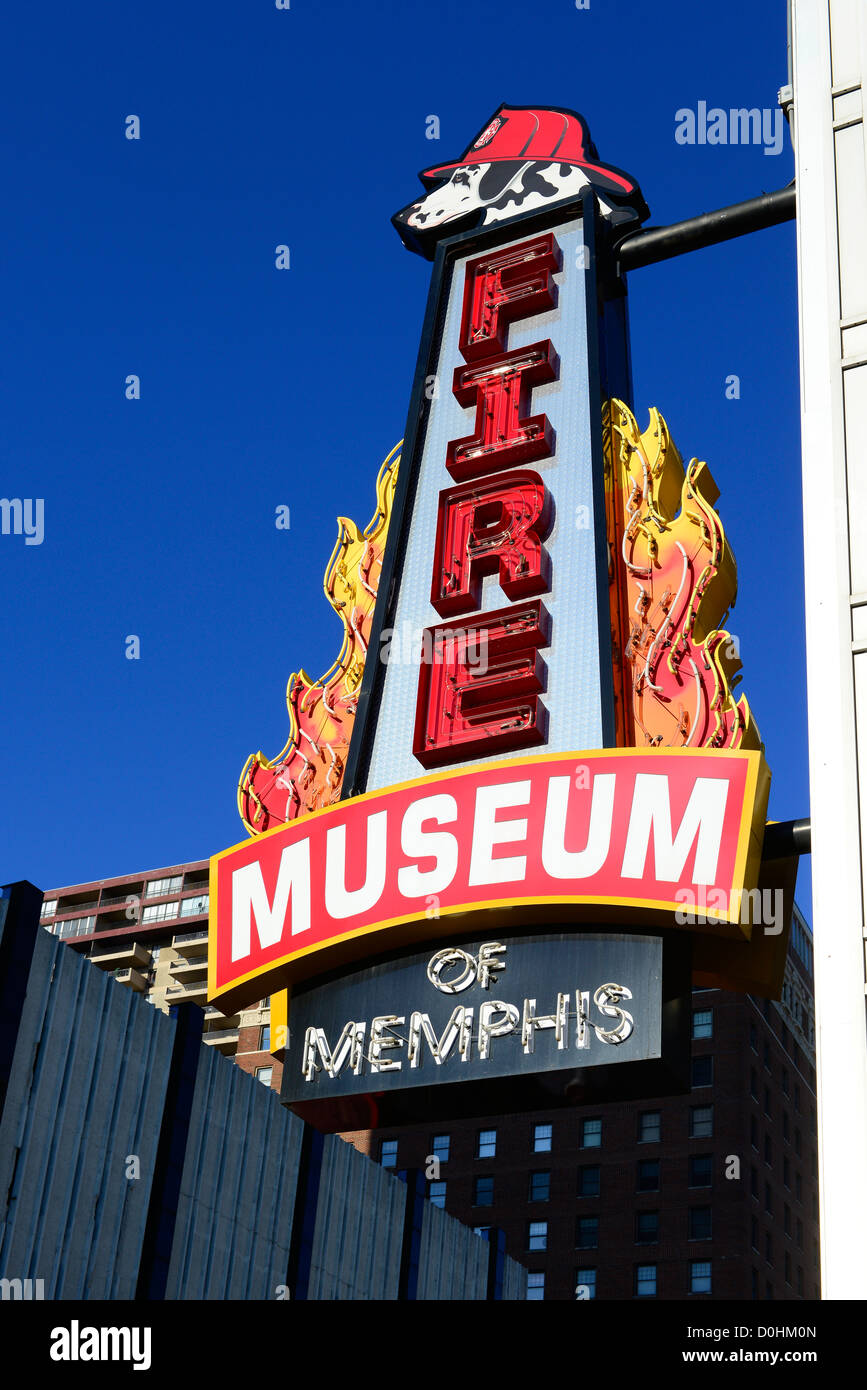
top-left (393, 106), bottom-right (648, 260)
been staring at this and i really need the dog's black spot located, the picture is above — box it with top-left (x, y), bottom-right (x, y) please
top-left (486, 164), bottom-right (560, 212)
top-left (477, 160), bottom-right (530, 203)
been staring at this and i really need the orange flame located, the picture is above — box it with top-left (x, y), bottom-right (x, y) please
top-left (238, 442), bottom-right (400, 834)
top-left (605, 400), bottom-right (761, 752)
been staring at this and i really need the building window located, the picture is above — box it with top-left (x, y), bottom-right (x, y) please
top-left (529, 1171), bottom-right (551, 1202)
top-left (764, 1087), bottom-right (771, 1117)
top-left (145, 875), bottom-right (182, 898)
top-left (689, 1206), bottom-right (712, 1241)
top-left (477, 1128), bottom-right (496, 1159)
top-left (533, 1122), bottom-right (553, 1153)
top-left (750, 1068), bottom-right (758, 1099)
top-left (40, 899), bottom-right (57, 917)
top-left (784, 1204), bottom-right (791, 1236)
top-left (578, 1165), bottom-right (601, 1197)
top-left (634, 1264), bottom-right (657, 1297)
top-left (750, 1115), bottom-right (758, 1149)
top-left (692, 1009), bottom-right (713, 1039)
top-left (750, 1166), bottom-right (758, 1199)
top-left (794, 1083), bottom-right (801, 1114)
top-left (576, 1217), bottom-right (599, 1249)
top-left (639, 1111), bottom-right (661, 1143)
top-left (429, 1181), bottom-right (446, 1209)
top-left (637, 1159), bottom-right (660, 1192)
top-left (260, 1025), bottom-right (270, 1051)
top-left (526, 1271), bottom-right (545, 1301)
top-left (782, 1066), bottom-right (790, 1096)
top-left (473, 1175), bottom-right (494, 1207)
top-left (690, 1105), bottom-right (713, 1138)
top-left (764, 1135), bottom-right (773, 1166)
top-left (752, 1268), bottom-right (758, 1300)
top-left (763, 1040), bottom-right (771, 1071)
top-left (692, 1056), bottom-right (713, 1088)
top-left (255, 1067), bottom-right (272, 1086)
top-left (765, 1232), bottom-right (773, 1265)
top-left (432, 1134), bottom-right (450, 1163)
top-left (783, 1157), bottom-right (791, 1189)
top-left (797, 1266), bottom-right (803, 1296)
top-left (783, 1111), bottom-right (790, 1142)
top-left (689, 1154), bottom-right (712, 1188)
top-left (785, 1253), bottom-right (791, 1285)
top-left (141, 901), bottom-right (179, 923)
top-left (765, 1182), bottom-right (773, 1216)
top-left (581, 1117), bottom-right (602, 1148)
top-left (576, 1268), bottom-right (596, 1300)
top-left (380, 1139), bottom-right (398, 1168)
top-left (795, 1173), bottom-right (802, 1202)
top-left (751, 1217), bottom-right (759, 1251)
top-left (54, 915), bottom-right (97, 938)
top-left (796, 1219), bottom-right (803, 1250)
top-left (750, 1021), bottom-right (757, 1051)
top-left (794, 1128), bottom-right (802, 1156)
top-left (180, 894), bottom-right (208, 917)
top-left (528, 1221), bottom-right (547, 1252)
top-left (690, 1260), bottom-right (712, 1294)
top-left (635, 1210), bottom-right (659, 1244)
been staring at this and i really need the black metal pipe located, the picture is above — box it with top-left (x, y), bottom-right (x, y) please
top-left (762, 817), bottom-right (811, 860)
top-left (617, 184), bottom-right (796, 271)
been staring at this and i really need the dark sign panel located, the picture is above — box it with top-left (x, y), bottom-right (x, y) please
top-left (284, 929), bottom-right (690, 1130)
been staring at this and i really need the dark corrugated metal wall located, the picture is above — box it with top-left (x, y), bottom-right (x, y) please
top-left (0, 882), bottom-right (524, 1300)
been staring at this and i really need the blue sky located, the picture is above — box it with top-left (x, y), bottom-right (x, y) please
top-left (1, 0), bottom-right (808, 912)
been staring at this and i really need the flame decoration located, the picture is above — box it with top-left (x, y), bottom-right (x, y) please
top-left (238, 442), bottom-right (401, 834)
top-left (605, 400), bottom-right (761, 752)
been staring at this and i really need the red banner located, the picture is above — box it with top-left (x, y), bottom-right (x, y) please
top-left (209, 747), bottom-right (769, 1010)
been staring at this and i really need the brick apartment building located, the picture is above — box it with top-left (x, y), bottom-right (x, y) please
top-left (40, 862), bottom-right (818, 1301)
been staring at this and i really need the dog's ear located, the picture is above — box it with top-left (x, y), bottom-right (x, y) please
top-left (477, 160), bottom-right (529, 202)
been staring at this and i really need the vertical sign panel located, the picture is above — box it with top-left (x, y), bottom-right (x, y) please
top-left (363, 214), bottom-right (611, 792)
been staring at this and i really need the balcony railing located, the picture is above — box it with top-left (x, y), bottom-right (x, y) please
top-left (203, 1005), bottom-right (240, 1024)
top-left (169, 960), bottom-right (208, 980)
top-left (96, 892), bottom-right (145, 910)
top-left (90, 942), bottom-right (150, 969)
top-left (113, 968), bottom-right (147, 992)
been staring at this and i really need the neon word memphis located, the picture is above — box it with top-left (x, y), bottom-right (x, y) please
top-left (211, 750), bottom-right (766, 1000)
top-left (302, 980), bottom-right (635, 1084)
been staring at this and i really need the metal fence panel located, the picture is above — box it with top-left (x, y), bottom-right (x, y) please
top-left (501, 1252), bottom-right (527, 1301)
top-left (164, 1048), bottom-right (302, 1300)
top-left (416, 1198), bottom-right (489, 1300)
top-left (0, 929), bottom-right (172, 1298)
top-left (307, 1135), bottom-right (405, 1300)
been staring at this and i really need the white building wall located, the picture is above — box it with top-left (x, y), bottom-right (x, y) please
top-left (792, 0), bottom-right (867, 1299)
